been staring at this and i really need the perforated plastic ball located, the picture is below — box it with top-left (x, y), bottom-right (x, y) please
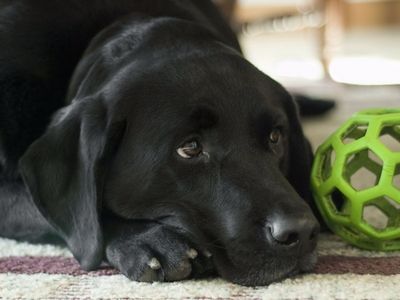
top-left (311, 108), bottom-right (400, 251)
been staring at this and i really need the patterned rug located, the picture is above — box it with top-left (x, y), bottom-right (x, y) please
top-left (1, 234), bottom-right (400, 299)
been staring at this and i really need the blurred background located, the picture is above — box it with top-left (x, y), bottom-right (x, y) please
top-left (215, 0), bottom-right (400, 148)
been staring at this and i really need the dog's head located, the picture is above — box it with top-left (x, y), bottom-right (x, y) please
top-left (19, 18), bottom-right (319, 286)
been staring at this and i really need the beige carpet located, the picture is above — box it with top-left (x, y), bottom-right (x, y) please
top-left (1, 234), bottom-right (400, 299)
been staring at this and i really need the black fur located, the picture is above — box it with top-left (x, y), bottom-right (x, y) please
top-left (0, 0), bottom-right (320, 286)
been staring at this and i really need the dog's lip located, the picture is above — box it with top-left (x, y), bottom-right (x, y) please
top-left (252, 251), bottom-right (318, 286)
top-left (268, 250), bottom-right (319, 283)
top-left (298, 249), bottom-right (318, 273)
top-left (212, 244), bottom-right (319, 286)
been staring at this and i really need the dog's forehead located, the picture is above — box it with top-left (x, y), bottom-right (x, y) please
top-left (111, 52), bottom-right (289, 118)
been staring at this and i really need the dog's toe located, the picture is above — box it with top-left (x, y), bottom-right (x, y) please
top-left (105, 224), bottom-right (213, 282)
top-left (137, 263), bottom-right (162, 282)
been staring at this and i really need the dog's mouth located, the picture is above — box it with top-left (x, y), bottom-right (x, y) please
top-left (298, 249), bottom-right (318, 273)
top-left (280, 250), bottom-right (319, 282)
top-left (211, 245), bottom-right (318, 286)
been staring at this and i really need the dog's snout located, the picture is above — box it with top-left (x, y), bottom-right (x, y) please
top-left (265, 214), bottom-right (319, 253)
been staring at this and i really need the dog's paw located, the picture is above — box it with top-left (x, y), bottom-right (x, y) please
top-left (105, 224), bottom-right (214, 282)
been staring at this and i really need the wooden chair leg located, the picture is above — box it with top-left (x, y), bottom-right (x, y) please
top-left (316, 0), bottom-right (345, 79)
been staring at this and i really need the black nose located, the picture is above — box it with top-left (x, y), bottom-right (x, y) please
top-left (265, 214), bottom-right (319, 253)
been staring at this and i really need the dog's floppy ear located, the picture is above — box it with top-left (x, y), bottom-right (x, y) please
top-left (19, 97), bottom-right (125, 270)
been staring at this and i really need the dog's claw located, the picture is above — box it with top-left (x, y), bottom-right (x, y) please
top-left (187, 248), bottom-right (198, 259)
top-left (147, 257), bottom-right (161, 270)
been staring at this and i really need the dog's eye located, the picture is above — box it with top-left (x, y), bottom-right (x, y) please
top-left (269, 129), bottom-right (281, 144)
top-left (177, 140), bottom-right (203, 158)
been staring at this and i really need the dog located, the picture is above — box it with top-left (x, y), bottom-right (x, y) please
top-left (0, 0), bottom-right (321, 286)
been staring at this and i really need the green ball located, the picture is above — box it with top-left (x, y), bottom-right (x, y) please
top-left (311, 108), bottom-right (400, 251)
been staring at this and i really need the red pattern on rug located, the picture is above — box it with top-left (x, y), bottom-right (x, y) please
top-left (0, 255), bottom-right (400, 276)
top-left (0, 257), bottom-right (118, 276)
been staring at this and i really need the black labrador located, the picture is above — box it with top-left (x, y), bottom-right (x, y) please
top-left (0, 0), bottom-right (320, 286)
